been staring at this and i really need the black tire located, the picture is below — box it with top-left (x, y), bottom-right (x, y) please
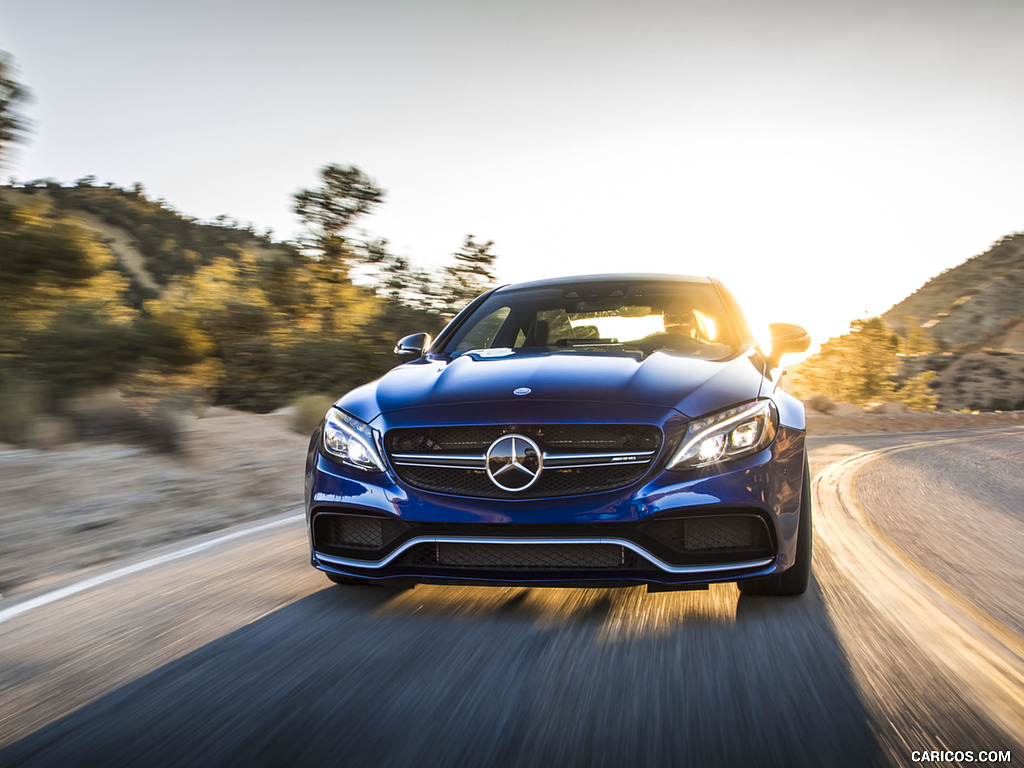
top-left (738, 457), bottom-right (812, 596)
top-left (325, 572), bottom-right (370, 586)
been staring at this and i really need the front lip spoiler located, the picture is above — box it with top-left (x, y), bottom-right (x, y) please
top-left (314, 535), bottom-right (774, 575)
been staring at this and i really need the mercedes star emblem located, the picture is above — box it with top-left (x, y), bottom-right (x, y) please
top-left (485, 434), bottom-right (543, 492)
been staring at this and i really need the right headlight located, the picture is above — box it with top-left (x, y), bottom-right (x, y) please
top-left (322, 408), bottom-right (386, 472)
top-left (668, 400), bottom-right (778, 470)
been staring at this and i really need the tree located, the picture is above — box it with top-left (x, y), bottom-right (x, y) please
top-left (294, 164), bottom-right (384, 252)
top-left (0, 50), bottom-right (31, 170)
top-left (439, 235), bottom-right (499, 315)
top-left (787, 317), bottom-right (900, 405)
top-left (292, 164), bottom-right (387, 321)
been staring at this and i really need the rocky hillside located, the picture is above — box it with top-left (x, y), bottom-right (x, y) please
top-left (878, 233), bottom-right (1024, 411)
top-left (1, 181), bottom-right (299, 307)
top-left (901, 351), bottom-right (1024, 412)
top-left (883, 233), bottom-right (1024, 352)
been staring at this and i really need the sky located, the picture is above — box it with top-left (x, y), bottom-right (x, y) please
top-left (2, 0), bottom-right (1023, 349)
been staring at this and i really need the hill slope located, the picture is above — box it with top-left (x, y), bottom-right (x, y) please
top-left (883, 233), bottom-right (1024, 352)
top-left (878, 233), bottom-right (1024, 411)
top-left (2, 182), bottom-right (300, 307)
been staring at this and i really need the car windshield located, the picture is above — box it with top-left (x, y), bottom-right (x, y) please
top-left (442, 280), bottom-right (742, 361)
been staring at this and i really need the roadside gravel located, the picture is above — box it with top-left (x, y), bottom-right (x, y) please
top-left (0, 408), bottom-right (308, 598)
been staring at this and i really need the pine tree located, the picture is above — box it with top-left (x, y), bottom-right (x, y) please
top-left (0, 50), bottom-right (30, 169)
top-left (439, 235), bottom-right (498, 315)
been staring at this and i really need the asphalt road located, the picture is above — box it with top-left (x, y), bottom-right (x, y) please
top-left (1, 428), bottom-right (1022, 767)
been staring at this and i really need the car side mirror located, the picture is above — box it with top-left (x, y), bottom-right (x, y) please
top-left (394, 332), bottom-right (432, 361)
top-left (766, 323), bottom-right (810, 369)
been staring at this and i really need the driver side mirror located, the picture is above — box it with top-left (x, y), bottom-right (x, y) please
top-left (766, 323), bottom-right (810, 369)
top-left (394, 332), bottom-right (432, 361)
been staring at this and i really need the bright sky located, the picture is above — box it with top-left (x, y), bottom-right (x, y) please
top-left (2, 0), bottom-right (1023, 349)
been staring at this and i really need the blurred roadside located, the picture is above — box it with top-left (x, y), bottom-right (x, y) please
top-left (0, 407), bottom-right (308, 600)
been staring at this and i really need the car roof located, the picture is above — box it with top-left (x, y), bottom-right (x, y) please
top-left (493, 273), bottom-right (713, 293)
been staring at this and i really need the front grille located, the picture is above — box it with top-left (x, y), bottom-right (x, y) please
top-left (386, 424), bottom-right (660, 454)
top-left (399, 542), bottom-right (634, 570)
top-left (384, 424), bottom-right (662, 499)
top-left (394, 464), bottom-right (647, 499)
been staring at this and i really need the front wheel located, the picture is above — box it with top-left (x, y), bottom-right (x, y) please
top-left (738, 458), bottom-right (812, 596)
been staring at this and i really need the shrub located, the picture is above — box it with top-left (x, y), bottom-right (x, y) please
top-left (63, 389), bottom-right (185, 453)
top-left (805, 394), bottom-right (836, 414)
top-left (893, 371), bottom-right (939, 412)
top-left (25, 416), bottom-right (70, 450)
top-left (289, 394), bottom-right (334, 436)
top-left (0, 377), bottom-right (42, 444)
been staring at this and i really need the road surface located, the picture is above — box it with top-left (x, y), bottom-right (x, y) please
top-left (1, 428), bottom-right (1021, 767)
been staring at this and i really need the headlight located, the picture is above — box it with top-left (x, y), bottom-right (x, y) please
top-left (669, 400), bottom-right (778, 469)
top-left (322, 408), bottom-right (386, 472)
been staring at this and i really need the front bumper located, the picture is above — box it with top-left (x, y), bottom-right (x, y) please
top-left (305, 426), bottom-right (806, 587)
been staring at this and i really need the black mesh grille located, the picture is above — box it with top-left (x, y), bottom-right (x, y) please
top-left (312, 513), bottom-right (406, 551)
top-left (384, 424), bottom-right (662, 499)
top-left (640, 515), bottom-right (771, 553)
top-left (684, 517), bottom-right (760, 550)
top-left (402, 542), bottom-right (632, 570)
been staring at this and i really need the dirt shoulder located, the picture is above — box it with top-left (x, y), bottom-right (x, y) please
top-left (806, 409), bottom-right (1024, 435)
top-left (0, 408), bottom-right (308, 598)
top-left (3, 407), bottom-right (1023, 601)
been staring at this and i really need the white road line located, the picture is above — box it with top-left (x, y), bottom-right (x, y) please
top-left (0, 512), bottom-right (305, 626)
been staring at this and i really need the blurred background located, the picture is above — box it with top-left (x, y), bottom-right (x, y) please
top-left (2, 0), bottom-right (1024, 448)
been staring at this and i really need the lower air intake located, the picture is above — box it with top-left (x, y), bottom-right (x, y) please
top-left (313, 513), bottom-right (405, 550)
top-left (683, 517), bottom-right (764, 550)
top-left (407, 542), bottom-right (629, 570)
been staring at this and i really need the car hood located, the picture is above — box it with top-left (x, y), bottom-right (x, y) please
top-left (338, 349), bottom-right (768, 424)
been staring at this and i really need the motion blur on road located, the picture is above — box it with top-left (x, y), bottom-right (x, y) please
top-left (1, 428), bottom-right (1022, 767)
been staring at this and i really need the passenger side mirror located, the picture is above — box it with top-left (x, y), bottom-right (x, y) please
top-left (766, 323), bottom-right (810, 369)
top-left (394, 332), bottom-right (432, 361)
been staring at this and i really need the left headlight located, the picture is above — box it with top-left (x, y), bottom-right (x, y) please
top-left (668, 400), bottom-right (778, 470)
top-left (322, 408), bottom-right (386, 472)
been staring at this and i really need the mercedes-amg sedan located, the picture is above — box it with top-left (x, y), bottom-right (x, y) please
top-left (304, 274), bottom-right (812, 595)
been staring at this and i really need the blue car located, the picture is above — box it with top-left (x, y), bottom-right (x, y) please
top-left (305, 274), bottom-right (812, 595)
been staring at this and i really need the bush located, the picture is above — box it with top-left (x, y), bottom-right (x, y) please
top-left (21, 308), bottom-right (137, 405)
top-left (0, 377), bottom-right (42, 444)
top-left (63, 390), bottom-right (184, 453)
top-left (893, 370), bottom-right (939, 412)
top-left (289, 394), bottom-right (334, 436)
top-left (805, 394), bottom-right (836, 414)
top-left (25, 416), bottom-right (71, 450)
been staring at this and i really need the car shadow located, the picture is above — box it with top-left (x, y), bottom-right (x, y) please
top-left (1, 576), bottom-right (883, 768)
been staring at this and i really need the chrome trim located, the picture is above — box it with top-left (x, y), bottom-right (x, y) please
top-left (542, 459), bottom-right (650, 469)
top-left (315, 536), bottom-right (774, 575)
top-left (391, 453), bottom-right (486, 469)
top-left (389, 449), bottom-right (656, 471)
top-left (390, 461), bottom-right (485, 470)
top-left (544, 450), bottom-right (656, 462)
